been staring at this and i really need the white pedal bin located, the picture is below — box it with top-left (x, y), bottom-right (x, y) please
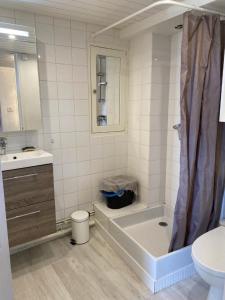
top-left (71, 210), bottom-right (89, 244)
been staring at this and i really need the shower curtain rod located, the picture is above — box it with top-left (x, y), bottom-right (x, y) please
top-left (92, 0), bottom-right (225, 38)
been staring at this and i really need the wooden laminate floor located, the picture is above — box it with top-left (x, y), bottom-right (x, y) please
top-left (11, 227), bottom-right (209, 300)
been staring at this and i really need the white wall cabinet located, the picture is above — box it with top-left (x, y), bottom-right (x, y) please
top-left (90, 46), bottom-right (126, 133)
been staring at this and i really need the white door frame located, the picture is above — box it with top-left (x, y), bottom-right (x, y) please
top-left (0, 168), bottom-right (13, 300)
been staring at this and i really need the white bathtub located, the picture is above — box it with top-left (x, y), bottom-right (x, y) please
top-left (95, 203), bottom-right (196, 293)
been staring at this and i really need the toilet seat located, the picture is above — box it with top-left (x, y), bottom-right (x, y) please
top-left (192, 226), bottom-right (225, 278)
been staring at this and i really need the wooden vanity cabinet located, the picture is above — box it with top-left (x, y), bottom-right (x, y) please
top-left (3, 164), bottom-right (56, 248)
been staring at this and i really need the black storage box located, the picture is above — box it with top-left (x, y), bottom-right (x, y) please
top-left (100, 175), bottom-right (138, 209)
top-left (101, 190), bottom-right (135, 209)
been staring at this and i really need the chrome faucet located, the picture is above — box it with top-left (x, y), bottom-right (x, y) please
top-left (0, 137), bottom-right (7, 155)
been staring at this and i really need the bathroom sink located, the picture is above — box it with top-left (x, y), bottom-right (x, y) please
top-left (0, 150), bottom-right (53, 171)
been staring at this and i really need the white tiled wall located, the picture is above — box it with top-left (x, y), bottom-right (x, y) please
top-left (127, 32), bottom-right (171, 208)
top-left (0, 7), bottom-right (128, 221)
top-left (150, 34), bottom-right (170, 207)
top-left (127, 30), bottom-right (181, 220)
top-left (165, 32), bottom-right (182, 226)
top-left (127, 31), bottom-right (153, 206)
top-left (0, 6), bottom-right (181, 221)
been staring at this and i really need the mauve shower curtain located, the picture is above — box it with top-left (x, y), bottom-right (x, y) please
top-left (169, 13), bottom-right (225, 252)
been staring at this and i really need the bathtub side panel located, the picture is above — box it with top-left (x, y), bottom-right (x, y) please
top-left (109, 220), bottom-right (157, 279)
top-left (95, 205), bottom-right (110, 231)
top-left (156, 246), bottom-right (193, 279)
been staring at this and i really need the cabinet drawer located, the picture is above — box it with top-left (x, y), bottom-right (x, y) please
top-left (7, 200), bottom-right (56, 247)
top-left (3, 164), bottom-right (54, 211)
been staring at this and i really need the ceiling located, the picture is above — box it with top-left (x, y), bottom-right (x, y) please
top-left (206, 0), bottom-right (225, 13)
top-left (0, 0), bottom-right (223, 34)
top-left (0, 0), bottom-right (178, 28)
top-left (151, 0), bottom-right (225, 35)
top-left (210, 0), bottom-right (225, 8)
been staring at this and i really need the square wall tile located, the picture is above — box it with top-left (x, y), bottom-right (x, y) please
top-left (59, 116), bottom-right (76, 132)
top-left (43, 133), bottom-right (61, 150)
top-left (37, 44), bottom-right (55, 63)
top-left (55, 46), bottom-right (72, 64)
top-left (60, 132), bottom-right (76, 148)
top-left (63, 178), bottom-right (78, 194)
top-left (72, 48), bottom-right (87, 66)
top-left (35, 14), bottom-right (54, 25)
top-left (40, 81), bottom-right (58, 100)
top-left (63, 163), bottom-right (77, 178)
top-left (77, 161), bottom-right (91, 176)
top-left (77, 146), bottom-right (90, 162)
top-left (76, 132), bottom-right (90, 147)
top-left (71, 30), bottom-right (86, 48)
top-left (78, 189), bottom-right (92, 205)
top-left (57, 82), bottom-right (74, 100)
top-left (74, 82), bottom-right (88, 99)
top-left (75, 100), bottom-right (89, 116)
top-left (42, 117), bottom-right (60, 133)
top-left (36, 23), bottom-right (54, 44)
top-left (64, 192), bottom-right (78, 209)
top-left (54, 26), bottom-right (71, 46)
top-left (75, 116), bottom-right (90, 131)
top-left (38, 62), bottom-right (56, 81)
top-left (73, 66), bottom-right (88, 82)
top-left (41, 100), bottom-right (59, 117)
top-left (71, 20), bottom-right (86, 31)
top-left (62, 148), bottom-right (77, 164)
top-left (56, 64), bottom-right (73, 82)
top-left (58, 100), bottom-right (75, 116)
top-left (54, 17), bottom-right (70, 28)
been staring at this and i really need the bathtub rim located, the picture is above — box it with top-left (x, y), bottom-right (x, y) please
top-left (110, 205), bottom-right (192, 261)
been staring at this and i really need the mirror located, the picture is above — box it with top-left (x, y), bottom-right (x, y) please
top-left (0, 23), bottom-right (41, 132)
top-left (15, 53), bottom-right (41, 131)
top-left (90, 46), bottom-right (126, 133)
top-left (0, 53), bottom-right (20, 132)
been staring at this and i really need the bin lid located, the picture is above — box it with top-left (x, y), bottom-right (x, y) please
top-left (100, 175), bottom-right (138, 195)
top-left (71, 210), bottom-right (89, 222)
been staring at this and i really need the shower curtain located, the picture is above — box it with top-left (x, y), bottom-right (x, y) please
top-left (169, 13), bottom-right (225, 252)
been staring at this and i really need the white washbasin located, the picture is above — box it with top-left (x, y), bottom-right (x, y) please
top-left (0, 150), bottom-right (53, 171)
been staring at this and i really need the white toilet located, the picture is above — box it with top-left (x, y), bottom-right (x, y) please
top-left (192, 226), bottom-right (225, 300)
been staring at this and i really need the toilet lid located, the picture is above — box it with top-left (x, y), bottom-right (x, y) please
top-left (192, 226), bottom-right (225, 276)
top-left (71, 210), bottom-right (89, 222)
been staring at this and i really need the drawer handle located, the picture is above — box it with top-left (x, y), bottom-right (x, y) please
top-left (3, 173), bottom-right (38, 181)
top-left (7, 210), bottom-right (41, 221)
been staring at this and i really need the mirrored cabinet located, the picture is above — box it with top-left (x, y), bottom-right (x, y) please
top-left (0, 22), bottom-right (41, 133)
top-left (0, 52), bottom-right (20, 132)
top-left (90, 46), bottom-right (126, 133)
